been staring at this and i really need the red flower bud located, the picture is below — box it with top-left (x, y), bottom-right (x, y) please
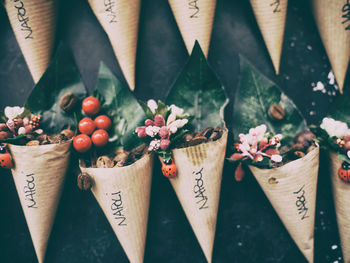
top-left (159, 126), bottom-right (169, 139)
top-left (265, 148), bottom-right (280, 156)
top-left (235, 163), bottom-right (245, 182)
top-left (136, 126), bottom-right (147, 138)
top-left (145, 119), bottom-right (154, 126)
top-left (160, 139), bottom-right (170, 150)
top-left (154, 114), bottom-right (165, 127)
top-left (230, 153), bottom-right (244, 160)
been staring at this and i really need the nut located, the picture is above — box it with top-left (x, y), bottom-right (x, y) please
top-left (268, 104), bottom-right (285, 121)
top-left (188, 135), bottom-right (207, 146)
top-left (26, 140), bottom-right (40, 146)
top-left (96, 156), bottom-right (114, 168)
top-left (209, 130), bottom-right (222, 141)
top-left (268, 177), bottom-right (278, 184)
top-left (294, 151), bottom-right (306, 158)
top-left (114, 150), bottom-right (129, 163)
top-left (77, 172), bottom-right (93, 191)
top-left (61, 129), bottom-right (75, 139)
top-left (59, 92), bottom-right (78, 112)
top-left (200, 127), bottom-right (214, 139)
top-left (37, 134), bottom-right (50, 145)
top-left (183, 134), bottom-right (193, 142)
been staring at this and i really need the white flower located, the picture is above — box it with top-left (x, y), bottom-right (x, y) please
top-left (271, 154), bottom-right (282, 162)
top-left (166, 113), bottom-right (176, 126)
top-left (147, 99), bottom-right (158, 114)
top-left (34, 129), bottom-right (43, 135)
top-left (18, 127), bottom-right (26, 135)
top-left (347, 151), bottom-right (350, 159)
top-left (148, 139), bottom-right (160, 151)
top-left (5, 106), bottom-right (24, 120)
top-left (145, 126), bottom-right (160, 137)
top-left (169, 104), bottom-right (184, 116)
top-left (167, 119), bottom-right (188, 134)
top-left (320, 117), bottom-right (349, 138)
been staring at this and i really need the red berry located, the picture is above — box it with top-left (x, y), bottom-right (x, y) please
top-left (94, 115), bottom-right (112, 130)
top-left (78, 117), bottom-right (96, 135)
top-left (161, 159), bottom-right (177, 178)
top-left (0, 153), bottom-right (12, 169)
top-left (82, 97), bottom-right (101, 116)
top-left (73, 134), bottom-right (92, 153)
top-left (91, 129), bottom-right (109, 147)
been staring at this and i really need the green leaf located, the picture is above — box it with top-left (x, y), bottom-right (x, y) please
top-left (94, 63), bottom-right (146, 152)
top-left (25, 43), bottom-right (87, 134)
top-left (139, 101), bottom-right (154, 119)
top-left (166, 41), bottom-right (228, 131)
top-left (155, 100), bottom-right (169, 118)
top-left (328, 89), bottom-right (350, 125)
top-left (233, 56), bottom-right (307, 140)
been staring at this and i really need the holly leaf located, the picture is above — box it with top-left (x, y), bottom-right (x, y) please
top-left (94, 63), bottom-right (146, 152)
top-left (328, 89), bottom-right (350, 125)
top-left (166, 41), bottom-right (228, 131)
top-left (25, 44), bottom-right (87, 134)
top-left (233, 56), bottom-right (307, 141)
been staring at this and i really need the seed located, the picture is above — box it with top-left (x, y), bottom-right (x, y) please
top-left (26, 140), bottom-right (40, 146)
top-left (96, 156), bottom-right (114, 168)
top-left (114, 150), bottom-right (129, 163)
top-left (61, 129), bottom-right (75, 139)
top-left (268, 104), bottom-right (285, 121)
top-left (59, 92), bottom-right (78, 112)
top-left (77, 172), bottom-right (93, 191)
top-left (268, 177), bottom-right (278, 184)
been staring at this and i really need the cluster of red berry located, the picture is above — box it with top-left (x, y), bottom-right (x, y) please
top-left (73, 97), bottom-right (112, 153)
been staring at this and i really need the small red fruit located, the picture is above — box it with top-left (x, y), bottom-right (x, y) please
top-left (91, 129), bottom-right (109, 147)
top-left (73, 134), bottom-right (92, 153)
top-left (79, 117), bottom-right (96, 135)
top-left (0, 153), bottom-right (13, 169)
top-left (82, 97), bottom-right (101, 116)
top-left (161, 158), bottom-right (177, 178)
top-left (94, 115), bottom-right (112, 130)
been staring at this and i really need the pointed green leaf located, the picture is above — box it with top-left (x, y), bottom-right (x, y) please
top-left (166, 41), bottom-right (228, 131)
top-left (233, 56), bottom-right (306, 140)
top-left (94, 63), bottom-right (146, 151)
top-left (25, 44), bottom-right (87, 134)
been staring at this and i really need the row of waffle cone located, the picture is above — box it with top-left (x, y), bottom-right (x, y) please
top-left (9, 130), bottom-right (350, 263)
top-left (5, 0), bottom-right (348, 91)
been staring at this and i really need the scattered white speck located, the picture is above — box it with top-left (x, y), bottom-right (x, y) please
top-left (311, 68), bottom-right (315, 73)
top-left (238, 242), bottom-right (242, 247)
top-left (290, 42), bottom-right (295, 47)
top-left (334, 84), bottom-right (339, 90)
top-left (285, 75), bottom-right (290, 80)
top-left (236, 225), bottom-right (241, 229)
top-left (311, 82), bottom-right (315, 87)
top-left (333, 261), bottom-right (339, 263)
top-left (320, 211), bottom-right (324, 215)
top-left (328, 91), bottom-right (332, 95)
top-left (312, 101), bottom-right (316, 106)
top-left (333, 91), bottom-right (336, 96)
top-left (332, 245), bottom-right (338, 250)
top-left (307, 45), bottom-right (312, 50)
top-left (339, 257), bottom-right (342, 260)
top-left (309, 111), bottom-right (316, 116)
top-left (328, 71), bottom-right (335, 85)
top-left (313, 81), bottom-right (325, 92)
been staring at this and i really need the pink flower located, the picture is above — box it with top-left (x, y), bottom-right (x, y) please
top-left (135, 126), bottom-right (147, 138)
top-left (154, 114), bottom-right (165, 127)
top-left (145, 119), bottom-right (154, 126)
top-left (160, 139), bottom-right (170, 150)
top-left (159, 126), bottom-right (169, 138)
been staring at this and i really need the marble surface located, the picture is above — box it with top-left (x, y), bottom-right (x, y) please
top-left (0, 0), bottom-right (348, 262)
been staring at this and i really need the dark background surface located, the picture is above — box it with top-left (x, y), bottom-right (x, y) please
top-left (0, 0), bottom-right (349, 262)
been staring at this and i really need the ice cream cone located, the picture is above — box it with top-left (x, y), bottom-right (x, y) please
top-left (168, 0), bottom-right (216, 57)
top-left (330, 152), bottom-right (350, 262)
top-left (168, 131), bottom-right (227, 263)
top-left (8, 141), bottom-right (72, 263)
top-left (88, 0), bottom-right (140, 91)
top-left (4, 0), bottom-right (58, 83)
top-left (312, 0), bottom-right (350, 93)
top-left (249, 146), bottom-right (319, 263)
top-left (80, 153), bottom-right (153, 263)
top-left (250, 0), bottom-right (288, 74)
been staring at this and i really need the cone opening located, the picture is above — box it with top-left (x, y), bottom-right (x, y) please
top-left (8, 139), bottom-right (73, 150)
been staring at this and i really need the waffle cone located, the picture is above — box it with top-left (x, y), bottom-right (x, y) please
top-left (168, 0), bottom-right (216, 57)
top-left (250, 0), bottom-right (288, 74)
top-left (168, 131), bottom-right (227, 263)
top-left (4, 0), bottom-right (58, 83)
top-left (312, 0), bottom-right (350, 93)
top-left (88, 0), bottom-right (140, 90)
top-left (330, 152), bottom-right (350, 262)
top-left (80, 153), bottom-right (153, 263)
top-left (249, 146), bottom-right (319, 263)
top-left (8, 141), bottom-right (72, 263)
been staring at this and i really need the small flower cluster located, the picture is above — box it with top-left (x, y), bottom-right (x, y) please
top-left (230, 124), bottom-right (283, 164)
top-left (320, 117), bottom-right (350, 159)
top-left (0, 106), bottom-right (42, 141)
top-left (135, 100), bottom-right (189, 153)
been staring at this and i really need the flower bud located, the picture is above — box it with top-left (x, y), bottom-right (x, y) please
top-left (135, 126), bottom-right (147, 138)
top-left (160, 139), bottom-right (170, 150)
top-left (154, 114), bottom-right (165, 127)
top-left (145, 119), bottom-right (154, 126)
top-left (159, 126), bottom-right (169, 138)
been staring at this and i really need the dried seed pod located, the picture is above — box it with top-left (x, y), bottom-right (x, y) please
top-left (183, 133), bottom-right (193, 142)
top-left (188, 136), bottom-right (207, 146)
top-left (61, 129), bottom-right (75, 139)
top-left (77, 172), bottom-right (93, 191)
top-left (200, 127), bottom-right (214, 139)
top-left (114, 160), bottom-right (126, 167)
top-left (268, 104), bottom-right (285, 120)
top-left (48, 135), bottom-right (61, 144)
top-left (96, 156), bottom-right (114, 168)
top-left (294, 151), bottom-right (306, 158)
top-left (26, 140), bottom-right (40, 146)
top-left (59, 92), bottom-right (78, 112)
top-left (130, 144), bottom-right (147, 159)
top-left (114, 150), bottom-right (129, 163)
top-left (37, 134), bottom-right (51, 145)
top-left (0, 131), bottom-right (10, 140)
top-left (209, 131), bottom-right (221, 141)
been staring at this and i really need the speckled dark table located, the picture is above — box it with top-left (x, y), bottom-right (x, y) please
top-left (0, 0), bottom-right (349, 262)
